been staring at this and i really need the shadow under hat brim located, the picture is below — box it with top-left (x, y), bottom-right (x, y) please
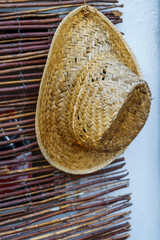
top-left (35, 5), bottom-right (147, 174)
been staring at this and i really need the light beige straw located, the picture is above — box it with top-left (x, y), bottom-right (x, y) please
top-left (36, 5), bottom-right (151, 174)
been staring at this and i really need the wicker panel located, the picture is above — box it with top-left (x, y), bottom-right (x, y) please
top-left (0, 1), bottom-right (131, 239)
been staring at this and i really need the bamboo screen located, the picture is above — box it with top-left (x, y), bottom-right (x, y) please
top-left (0, 1), bottom-right (131, 239)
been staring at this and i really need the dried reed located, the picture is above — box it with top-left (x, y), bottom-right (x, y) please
top-left (0, 1), bottom-right (130, 239)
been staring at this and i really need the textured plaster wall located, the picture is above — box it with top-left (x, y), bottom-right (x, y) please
top-left (117, 0), bottom-right (160, 239)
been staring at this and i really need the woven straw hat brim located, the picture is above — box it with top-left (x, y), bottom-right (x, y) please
top-left (36, 5), bottom-right (151, 174)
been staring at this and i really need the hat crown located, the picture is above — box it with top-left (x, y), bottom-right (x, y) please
top-left (62, 53), bottom-right (150, 152)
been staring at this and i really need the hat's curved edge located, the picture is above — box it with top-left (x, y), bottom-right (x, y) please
top-left (36, 123), bottom-right (126, 175)
top-left (35, 5), bottom-right (142, 175)
top-left (47, 149), bottom-right (126, 175)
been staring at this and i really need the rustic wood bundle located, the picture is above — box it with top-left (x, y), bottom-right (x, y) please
top-left (0, 1), bottom-right (131, 239)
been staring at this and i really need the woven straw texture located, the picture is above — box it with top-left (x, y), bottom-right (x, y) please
top-left (36, 5), bottom-right (151, 174)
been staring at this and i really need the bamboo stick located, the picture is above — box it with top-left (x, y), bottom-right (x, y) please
top-left (0, 5), bottom-right (123, 21)
top-left (0, 181), bottom-right (128, 217)
top-left (0, 50), bottom-right (48, 61)
top-left (103, 234), bottom-right (130, 240)
top-left (0, 101), bottom-right (35, 110)
top-left (104, 9), bottom-right (123, 16)
top-left (0, 110), bottom-right (35, 121)
top-left (0, 44), bottom-right (50, 54)
top-left (0, 12), bottom-right (61, 21)
top-left (0, 153), bottom-right (42, 167)
top-left (0, 169), bottom-right (125, 206)
top-left (23, 206), bottom-right (130, 240)
top-left (0, 105), bottom-right (36, 112)
top-left (0, 110), bottom-right (19, 118)
top-left (1, 206), bottom-right (130, 239)
top-left (0, 54), bottom-right (47, 63)
top-left (0, 63), bottom-right (42, 74)
top-left (0, 109), bottom-right (35, 120)
top-left (0, 159), bottom-right (125, 187)
top-left (0, 169), bottom-right (125, 199)
top-left (0, 97), bottom-right (37, 105)
top-left (0, 2), bottom-right (122, 20)
top-left (0, 99), bottom-right (37, 107)
top-left (0, 183), bottom-right (119, 211)
top-left (45, 217), bottom-right (130, 240)
top-left (0, 181), bottom-right (128, 221)
top-left (0, 165), bottom-right (53, 180)
top-left (0, 23), bottom-right (59, 31)
top-left (0, 59), bottom-right (46, 70)
top-left (0, 40), bottom-right (51, 49)
top-left (36, 219), bottom-right (129, 240)
top-left (75, 222), bottom-right (130, 240)
top-left (0, 173), bottom-right (128, 204)
top-left (0, 92), bottom-right (38, 100)
top-left (1, 172), bottom-right (127, 197)
top-left (0, 209), bottom-right (130, 239)
top-left (0, 116), bottom-right (35, 127)
top-left (0, 159), bottom-right (47, 172)
top-left (0, 134), bottom-right (36, 147)
top-left (0, 83), bottom-right (39, 92)
top-left (0, 146), bottom-right (38, 160)
top-left (0, 37), bottom-right (49, 44)
top-left (0, 32), bottom-right (54, 41)
top-left (0, 0), bottom-right (118, 8)
top-left (0, 106), bottom-right (36, 113)
top-left (72, 218), bottom-right (129, 240)
top-left (0, 107), bottom-right (20, 112)
top-left (0, 200), bottom-right (129, 228)
top-left (0, 191), bottom-right (129, 220)
top-left (0, 0), bottom-right (66, 1)
top-left (0, 72), bottom-right (42, 80)
top-left (0, 181), bottom-right (128, 211)
top-left (0, 191), bottom-right (129, 233)
top-left (0, 18), bottom-right (121, 31)
top-left (0, 166), bottom-right (126, 186)
top-left (0, 160), bottom-right (125, 188)
top-left (0, 170), bottom-right (55, 187)
top-left (1, 158), bottom-right (123, 180)
top-left (0, 141), bottom-right (37, 156)
top-left (0, 79), bottom-right (41, 85)
top-left (0, 97), bottom-right (37, 104)
top-left (0, 14), bottom-right (120, 28)
top-left (0, 4), bottom-right (80, 19)
top-left (112, 18), bottom-right (122, 24)
top-left (0, 176), bottom-right (128, 219)
top-left (0, 205), bottom-right (99, 231)
top-left (0, 0), bottom-right (118, 3)
top-left (0, 181), bottom-right (129, 218)
top-left (0, 204), bottom-right (99, 230)
top-left (0, 18), bottom-right (63, 26)
top-left (2, 161), bottom-right (125, 184)
top-left (6, 210), bottom-right (130, 240)
top-left (0, 122), bottom-right (35, 133)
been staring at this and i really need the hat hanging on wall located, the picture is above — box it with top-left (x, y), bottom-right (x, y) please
top-left (36, 4), bottom-right (151, 175)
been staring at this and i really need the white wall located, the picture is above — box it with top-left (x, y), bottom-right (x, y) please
top-left (117, 1), bottom-right (160, 239)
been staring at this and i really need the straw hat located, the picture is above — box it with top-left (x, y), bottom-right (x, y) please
top-left (36, 5), bottom-right (151, 174)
